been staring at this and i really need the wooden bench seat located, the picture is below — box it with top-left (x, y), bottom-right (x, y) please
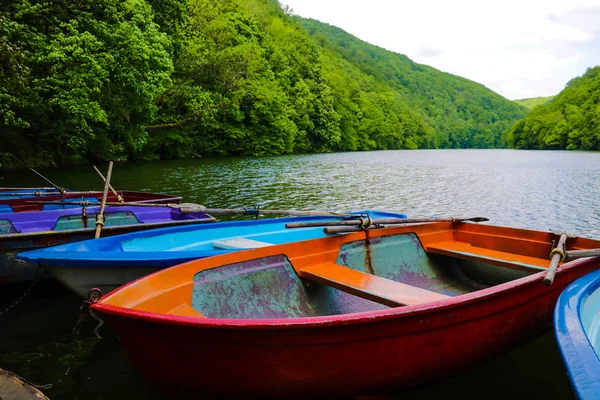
top-left (297, 263), bottom-right (450, 307)
top-left (425, 241), bottom-right (547, 271)
top-left (167, 304), bottom-right (206, 318)
top-left (213, 237), bottom-right (273, 250)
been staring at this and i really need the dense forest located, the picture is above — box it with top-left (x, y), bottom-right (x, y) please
top-left (1, 0), bottom-right (527, 169)
top-left (514, 96), bottom-right (554, 110)
top-left (299, 19), bottom-right (527, 149)
top-left (506, 67), bottom-right (600, 150)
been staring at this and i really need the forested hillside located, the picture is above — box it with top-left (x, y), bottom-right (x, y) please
top-left (506, 67), bottom-right (600, 150)
top-left (0, 0), bottom-right (526, 169)
top-left (514, 96), bottom-right (554, 110)
top-left (300, 19), bottom-right (527, 149)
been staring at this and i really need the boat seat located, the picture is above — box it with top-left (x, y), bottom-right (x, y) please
top-left (212, 238), bottom-right (273, 250)
top-left (297, 263), bottom-right (450, 307)
top-left (166, 304), bottom-right (206, 318)
top-left (425, 241), bottom-right (547, 271)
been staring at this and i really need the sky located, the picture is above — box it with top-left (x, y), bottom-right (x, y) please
top-left (281, 0), bottom-right (600, 100)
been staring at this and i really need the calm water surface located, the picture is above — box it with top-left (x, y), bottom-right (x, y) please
top-left (1, 149), bottom-right (599, 399)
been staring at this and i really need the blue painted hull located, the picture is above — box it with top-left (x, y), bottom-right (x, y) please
top-left (17, 211), bottom-right (406, 296)
top-left (18, 211), bottom-right (405, 267)
top-left (0, 206), bottom-right (213, 284)
top-left (554, 269), bottom-right (600, 400)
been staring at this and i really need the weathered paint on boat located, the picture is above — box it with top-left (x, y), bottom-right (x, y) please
top-left (0, 190), bottom-right (181, 213)
top-left (1, 206), bottom-right (213, 284)
top-left (18, 211), bottom-right (406, 296)
top-left (92, 222), bottom-right (600, 399)
top-left (554, 268), bottom-right (600, 400)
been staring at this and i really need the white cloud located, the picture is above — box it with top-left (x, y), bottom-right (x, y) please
top-left (282, 0), bottom-right (600, 99)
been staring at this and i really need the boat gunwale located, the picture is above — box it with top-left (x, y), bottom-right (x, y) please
top-left (17, 210), bottom-right (406, 266)
top-left (93, 257), bottom-right (594, 330)
top-left (0, 216), bottom-right (216, 241)
top-left (92, 220), bottom-right (598, 330)
top-left (554, 268), bottom-right (600, 399)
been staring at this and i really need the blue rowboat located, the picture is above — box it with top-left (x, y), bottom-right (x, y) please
top-left (18, 210), bottom-right (406, 297)
top-left (1, 206), bottom-right (214, 285)
top-left (554, 268), bottom-right (600, 399)
top-left (0, 187), bottom-right (63, 199)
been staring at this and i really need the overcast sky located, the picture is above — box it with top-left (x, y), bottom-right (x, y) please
top-left (281, 0), bottom-right (600, 100)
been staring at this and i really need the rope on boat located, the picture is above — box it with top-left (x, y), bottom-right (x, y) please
top-left (549, 246), bottom-right (566, 262)
top-left (0, 275), bottom-right (39, 318)
top-left (358, 215), bottom-right (372, 229)
top-left (544, 233), bottom-right (569, 285)
top-left (94, 214), bottom-right (105, 227)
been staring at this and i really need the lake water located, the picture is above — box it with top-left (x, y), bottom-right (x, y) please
top-left (1, 149), bottom-right (599, 399)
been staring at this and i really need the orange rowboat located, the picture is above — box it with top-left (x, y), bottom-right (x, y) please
top-left (91, 221), bottom-right (600, 398)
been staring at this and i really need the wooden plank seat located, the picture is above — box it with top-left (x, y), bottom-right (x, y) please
top-left (425, 241), bottom-right (548, 271)
top-left (297, 263), bottom-right (450, 307)
top-left (167, 304), bottom-right (206, 318)
top-left (213, 238), bottom-right (273, 250)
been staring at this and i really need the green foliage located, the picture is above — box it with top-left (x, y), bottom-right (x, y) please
top-left (0, 0), bottom-right (529, 169)
top-left (299, 19), bottom-right (527, 149)
top-left (506, 67), bottom-right (600, 150)
top-left (0, 0), bottom-right (172, 168)
top-left (513, 96), bottom-right (555, 110)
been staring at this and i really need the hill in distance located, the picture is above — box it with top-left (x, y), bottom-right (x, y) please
top-left (298, 18), bottom-right (528, 149)
top-left (514, 96), bottom-right (555, 109)
top-left (507, 66), bottom-right (600, 150)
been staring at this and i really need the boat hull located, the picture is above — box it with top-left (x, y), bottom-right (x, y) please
top-left (45, 265), bottom-right (158, 298)
top-left (0, 190), bottom-right (181, 213)
top-left (1, 216), bottom-right (212, 284)
top-left (98, 257), bottom-right (599, 398)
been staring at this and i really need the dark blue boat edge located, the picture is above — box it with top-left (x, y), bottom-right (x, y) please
top-left (554, 269), bottom-right (600, 400)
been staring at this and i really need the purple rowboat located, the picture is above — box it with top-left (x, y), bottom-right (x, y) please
top-left (0, 205), bottom-right (214, 284)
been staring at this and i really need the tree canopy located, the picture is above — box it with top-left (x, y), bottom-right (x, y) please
top-left (506, 67), bottom-right (600, 150)
top-left (1, 0), bottom-right (528, 169)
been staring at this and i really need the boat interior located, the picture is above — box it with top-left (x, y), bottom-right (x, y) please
top-left (100, 222), bottom-right (599, 319)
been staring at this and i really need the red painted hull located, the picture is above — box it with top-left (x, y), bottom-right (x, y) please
top-left (0, 190), bottom-right (181, 212)
top-left (97, 257), bottom-right (598, 398)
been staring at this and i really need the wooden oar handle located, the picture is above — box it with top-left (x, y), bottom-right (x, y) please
top-left (30, 168), bottom-right (67, 195)
top-left (287, 217), bottom-right (488, 229)
top-left (94, 161), bottom-right (114, 239)
top-left (324, 226), bottom-right (382, 234)
top-left (543, 233), bottom-right (568, 286)
top-left (93, 165), bottom-right (123, 202)
top-left (566, 249), bottom-right (600, 259)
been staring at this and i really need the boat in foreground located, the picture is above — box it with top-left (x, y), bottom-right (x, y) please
top-left (1, 206), bottom-right (213, 284)
top-left (554, 269), bottom-right (600, 399)
top-left (18, 210), bottom-right (405, 296)
top-left (91, 222), bottom-right (600, 398)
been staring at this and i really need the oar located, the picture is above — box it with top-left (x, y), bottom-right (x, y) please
top-left (566, 249), bottom-right (600, 260)
top-left (0, 192), bottom-right (46, 197)
top-left (93, 165), bottom-right (123, 203)
top-left (0, 190), bottom-right (103, 197)
top-left (286, 216), bottom-right (489, 229)
top-left (29, 168), bottom-right (67, 195)
top-left (25, 200), bottom-right (357, 218)
top-left (94, 161), bottom-right (113, 239)
top-left (543, 233), bottom-right (568, 286)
